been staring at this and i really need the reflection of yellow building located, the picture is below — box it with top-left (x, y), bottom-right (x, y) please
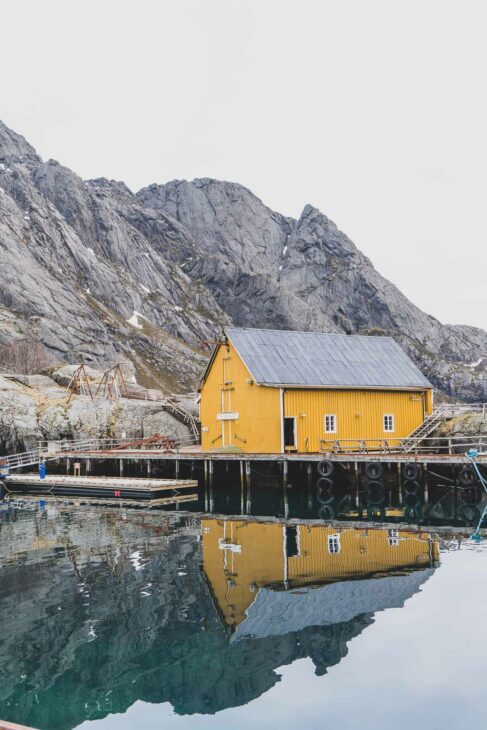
top-left (201, 519), bottom-right (439, 629)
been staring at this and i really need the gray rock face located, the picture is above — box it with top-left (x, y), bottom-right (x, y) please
top-left (435, 412), bottom-right (487, 438)
top-left (137, 180), bottom-right (487, 401)
top-left (0, 121), bottom-right (222, 391)
top-left (1, 119), bottom-right (486, 400)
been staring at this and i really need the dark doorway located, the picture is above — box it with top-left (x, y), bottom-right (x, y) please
top-left (285, 525), bottom-right (299, 557)
top-left (284, 417), bottom-right (296, 448)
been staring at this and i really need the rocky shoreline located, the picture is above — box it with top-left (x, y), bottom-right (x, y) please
top-left (0, 367), bottom-right (193, 454)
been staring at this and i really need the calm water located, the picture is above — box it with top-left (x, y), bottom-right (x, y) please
top-left (0, 478), bottom-right (486, 730)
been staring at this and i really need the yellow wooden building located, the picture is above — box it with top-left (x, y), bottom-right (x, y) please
top-left (199, 327), bottom-right (433, 453)
top-left (201, 518), bottom-right (439, 630)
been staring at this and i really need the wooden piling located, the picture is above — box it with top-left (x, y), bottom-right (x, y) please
top-left (209, 481), bottom-right (214, 513)
top-left (282, 459), bottom-right (288, 484)
top-left (245, 460), bottom-right (251, 486)
top-left (246, 480), bottom-right (252, 514)
top-left (306, 462), bottom-right (312, 482)
top-left (241, 480), bottom-right (245, 515)
top-left (283, 482), bottom-right (289, 519)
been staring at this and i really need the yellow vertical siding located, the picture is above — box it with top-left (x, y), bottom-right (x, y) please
top-left (200, 338), bottom-right (433, 453)
top-left (200, 342), bottom-right (282, 452)
top-left (201, 519), bottom-right (439, 629)
top-left (287, 525), bottom-right (439, 583)
top-left (201, 519), bottom-right (285, 627)
top-left (283, 388), bottom-right (426, 452)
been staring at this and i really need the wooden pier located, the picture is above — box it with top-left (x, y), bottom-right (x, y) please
top-left (53, 446), bottom-right (487, 466)
top-left (4, 474), bottom-right (198, 504)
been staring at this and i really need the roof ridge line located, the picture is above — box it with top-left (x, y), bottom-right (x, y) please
top-left (225, 326), bottom-right (395, 341)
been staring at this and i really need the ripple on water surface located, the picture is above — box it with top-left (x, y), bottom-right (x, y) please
top-left (0, 498), bottom-right (486, 730)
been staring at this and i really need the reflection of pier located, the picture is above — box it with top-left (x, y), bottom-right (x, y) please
top-left (202, 519), bottom-right (439, 632)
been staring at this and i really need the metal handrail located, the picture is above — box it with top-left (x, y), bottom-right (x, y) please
top-left (433, 403), bottom-right (487, 417)
top-left (320, 435), bottom-right (487, 455)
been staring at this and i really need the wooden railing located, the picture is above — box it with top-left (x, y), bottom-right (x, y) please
top-left (0, 433), bottom-right (201, 472)
top-left (435, 403), bottom-right (487, 418)
top-left (38, 435), bottom-right (199, 456)
top-left (320, 435), bottom-right (487, 455)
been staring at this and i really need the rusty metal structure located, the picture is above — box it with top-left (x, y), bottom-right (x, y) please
top-left (95, 363), bottom-right (129, 400)
top-left (66, 365), bottom-right (94, 403)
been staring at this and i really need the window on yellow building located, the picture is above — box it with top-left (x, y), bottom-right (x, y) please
top-left (388, 529), bottom-right (399, 546)
top-left (328, 534), bottom-right (341, 554)
top-left (383, 414), bottom-right (394, 432)
top-left (324, 414), bottom-right (337, 433)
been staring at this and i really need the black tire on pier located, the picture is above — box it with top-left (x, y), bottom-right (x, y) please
top-left (318, 504), bottom-right (337, 520)
top-left (463, 486), bottom-right (482, 505)
top-left (404, 505), bottom-right (423, 523)
top-left (316, 477), bottom-right (335, 504)
top-left (404, 493), bottom-right (422, 508)
top-left (403, 462), bottom-right (420, 481)
top-left (317, 460), bottom-right (334, 478)
top-left (364, 461), bottom-right (383, 480)
top-left (0, 481), bottom-right (4, 501)
top-left (459, 504), bottom-right (481, 526)
top-left (403, 479), bottom-right (421, 496)
top-left (458, 467), bottom-right (477, 487)
top-left (367, 481), bottom-right (385, 505)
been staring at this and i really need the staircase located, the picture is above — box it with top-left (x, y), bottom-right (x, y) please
top-left (161, 399), bottom-right (201, 442)
top-left (401, 405), bottom-right (450, 453)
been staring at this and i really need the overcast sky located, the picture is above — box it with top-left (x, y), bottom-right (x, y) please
top-left (2, 0), bottom-right (486, 329)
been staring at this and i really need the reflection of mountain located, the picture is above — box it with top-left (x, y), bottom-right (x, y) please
top-left (0, 508), bottom-right (439, 730)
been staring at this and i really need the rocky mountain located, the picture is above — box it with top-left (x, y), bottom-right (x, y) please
top-left (0, 119), bottom-right (486, 400)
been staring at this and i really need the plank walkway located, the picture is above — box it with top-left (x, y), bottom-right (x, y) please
top-left (5, 475), bottom-right (197, 490)
top-left (55, 448), bottom-right (487, 465)
top-left (4, 474), bottom-right (198, 502)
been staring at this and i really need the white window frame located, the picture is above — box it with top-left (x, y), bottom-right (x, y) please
top-left (328, 533), bottom-right (341, 555)
top-left (383, 414), bottom-right (395, 433)
top-left (324, 414), bottom-right (337, 434)
top-left (388, 528), bottom-right (399, 546)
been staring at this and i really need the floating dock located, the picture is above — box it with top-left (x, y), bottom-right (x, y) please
top-left (4, 474), bottom-right (198, 503)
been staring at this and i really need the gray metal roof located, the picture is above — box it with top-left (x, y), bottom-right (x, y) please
top-left (233, 568), bottom-right (435, 641)
top-left (225, 327), bottom-right (432, 389)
